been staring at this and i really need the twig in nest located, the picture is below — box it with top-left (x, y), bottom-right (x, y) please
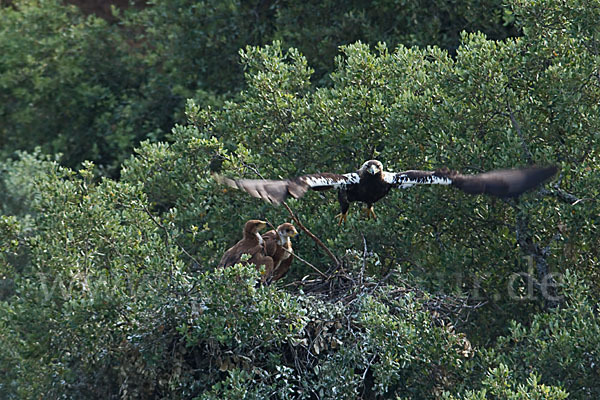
top-left (264, 218), bottom-right (328, 279)
top-left (281, 202), bottom-right (340, 267)
top-left (360, 233), bottom-right (367, 285)
top-left (286, 249), bottom-right (327, 279)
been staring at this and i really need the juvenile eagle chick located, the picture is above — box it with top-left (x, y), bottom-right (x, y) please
top-left (218, 219), bottom-right (274, 281)
top-left (262, 222), bottom-right (298, 282)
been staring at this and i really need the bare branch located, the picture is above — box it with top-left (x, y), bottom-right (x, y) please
top-left (264, 217), bottom-right (327, 279)
top-left (287, 248), bottom-right (327, 279)
top-left (514, 211), bottom-right (560, 309)
top-left (506, 104), bottom-right (533, 164)
top-left (539, 187), bottom-right (590, 205)
top-left (281, 201), bottom-right (340, 267)
top-left (360, 233), bottom-right (367, 286)
top-left (141, 204), bottom-right (203, 292)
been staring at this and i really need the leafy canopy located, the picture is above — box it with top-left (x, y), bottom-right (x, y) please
top-left (1, 0), bottom-right (599, 398)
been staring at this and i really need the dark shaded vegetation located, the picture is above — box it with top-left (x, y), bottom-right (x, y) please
top-left (63, 0), bottom-right (148, 21)
top-left (1, 0), bottom-right (599, 398)
top-left (1, 0), bottom-right (517, 174)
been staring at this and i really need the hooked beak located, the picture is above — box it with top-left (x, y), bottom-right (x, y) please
top-left (367, 164), bottom-right (379, 175)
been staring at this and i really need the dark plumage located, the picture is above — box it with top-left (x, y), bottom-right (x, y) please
top-left (262, 223), bottom-right (298, 282)
top-left (215, 160), bottom-right (558, 224)
top-left (218, 219), bottom-right (274, 280)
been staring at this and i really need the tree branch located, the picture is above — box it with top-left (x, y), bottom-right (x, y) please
top-left (281, 202), bottom-right (340, 267)
top-left (506, 103), bottom-right (533, 164)
top-left (141, 204), bottom-right (203, 292)
top-left (539, 187), bottom-right (588, 205)
top-left (514, 211), bottom-right (561, 309)
top-left (264, 218), bottom-right (327, 279)
top-left (360, 233), bottom-right (367, 286)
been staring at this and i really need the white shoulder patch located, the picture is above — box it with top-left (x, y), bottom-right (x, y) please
top-left (382, 171), bottom-right (396, 185)
top-left (342, 173), bottom-right (360, 185)
top-left (389, 172), bottom-right (453, 189)
top-left (302, 176), bottom-right (337, 187)
top-left (302, 173), bottom-right (359, 188)
top-left (430, 175), bottom-right (452, 185)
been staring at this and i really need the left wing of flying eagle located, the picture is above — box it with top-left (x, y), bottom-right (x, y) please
top-left (384, 165), bottom-right (558, 198)
top-left (213, 172), bottom-right (360, 205)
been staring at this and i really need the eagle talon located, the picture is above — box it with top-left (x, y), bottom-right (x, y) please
top-left (335, 212), bottom-right (348, 225)
top-left (362, 206), bottom-right (377, 220)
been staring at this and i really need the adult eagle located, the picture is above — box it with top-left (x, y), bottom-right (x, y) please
top-left (262, 223), bottom-right (298, 282)
top-left (215, 160), bottom-right (558, 224)
top-left (218, 219), bottom-right (274, 280)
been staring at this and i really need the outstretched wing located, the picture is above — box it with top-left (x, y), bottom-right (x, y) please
top-left (385, 166), bottom-right (557, 198)
top-left (447, 166), bottom-right (558, 197)
top-left (383, 170), bottom-right (453, 188)
top-left (213, 172), bottom-right (359, 205)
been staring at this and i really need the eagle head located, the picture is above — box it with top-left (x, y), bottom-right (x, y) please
top-left (244, 219), bottom-right (267, 234)
top-left (277, 223), bottom-right (298, 238)
top-left (359, 160), bottom-right (384, 177)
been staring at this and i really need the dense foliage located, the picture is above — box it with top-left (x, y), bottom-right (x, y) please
top-left (0, 0), bottom-right (143, 173)
top-left (1, 0), bottom-right (599, 398)
top-left (1, 0), bottom-right (515, 173)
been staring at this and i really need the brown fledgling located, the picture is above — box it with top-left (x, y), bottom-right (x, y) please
top-left (262, 223), bottom-right (298, 282)
top-left (218, 219), bottom-right (274, 280)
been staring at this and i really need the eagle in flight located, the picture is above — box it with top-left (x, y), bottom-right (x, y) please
top-left (215, 160), bottom-right (558, 224)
